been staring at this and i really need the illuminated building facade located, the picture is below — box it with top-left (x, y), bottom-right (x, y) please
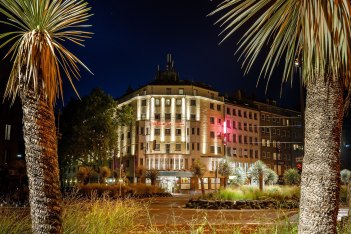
top-left (116, 55), bottom-right (267, 192)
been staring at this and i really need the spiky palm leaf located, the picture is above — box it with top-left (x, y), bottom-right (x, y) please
top-left (210, 0), bottom-right (351, 106)
top-left (0, 0), bottom-right (93, 105)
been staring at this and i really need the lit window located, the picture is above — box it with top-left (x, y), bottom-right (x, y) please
top-left (178, 88), bottom-right (184, 95)
top-left (166, 99), bottom-right (171, 106)
top-left (176, 99), bottom-right (182, 106)
top-left (155, 99), bottom-right (160, 106)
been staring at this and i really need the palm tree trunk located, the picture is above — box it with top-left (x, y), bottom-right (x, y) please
top-left (259, 171), bottom-right (263, 191)
top-left (22, 89), bottom-right (62, 234)
top-left (298, 76), bottom-right (343, 234)
top-left (200, 177), bottom-right (205, 195)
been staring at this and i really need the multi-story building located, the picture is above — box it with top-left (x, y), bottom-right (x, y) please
top-left (223, 98), bottom-right (260, 173)
top-left (115, 55), bottom-right (302, 192)
top-left (254, 100), bottom-right (303, 182)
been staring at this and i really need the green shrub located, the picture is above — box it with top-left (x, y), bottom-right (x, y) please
top-left (213, 185), bottom-right (300, 201)
top-left (283, 169), bottom-right (301, 185)
top-left (340, 169), bottom-right (351, 185)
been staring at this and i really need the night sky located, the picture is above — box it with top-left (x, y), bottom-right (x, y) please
top-left (63, 0), bottom-right (302, 109)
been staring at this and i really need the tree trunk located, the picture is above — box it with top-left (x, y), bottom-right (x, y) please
top-left (298, 76), bottom-right (343, 234)
top-left (259, 171), bottom-right (263, 191)
top-left (22, 89), bottom-right (62, 234)
top-left (223, 177), bottom-right (227, 189)
top-left (200, 177), bottom-right (205, 195)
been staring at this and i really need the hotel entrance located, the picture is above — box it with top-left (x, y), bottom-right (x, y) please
top-left (159, 176), bottom-right (177, 193)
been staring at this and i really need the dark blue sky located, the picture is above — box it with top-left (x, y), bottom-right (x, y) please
top-left (65, 0), bottom-right (302, 109)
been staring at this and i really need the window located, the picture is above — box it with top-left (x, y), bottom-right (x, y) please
top-left (249, 124), bottom-right (252, 132)
top-left (267, 140), bottom-right (270, 147)
top-left (266, 128), bottom-right (270, 134)
top-left (155, 99), bottom-right (160, 106)
top-left (233, 148), bottom-right (237, 156)
top-left (210, 131), bottom-right (215, 138)
top-left (192, 128), bottom-right (195, 135)
top-left (178, 88), bottom-right (184, 95)
top-left (197, 128), bottom-right (200, 135)
top-left (176, 99), bottom-right (182, 106)
top-left (197, 143), bottom-right (200, 150)
top-left (121, 134), bottom-right (124, 140)
top-left (255, 137), bottom-right (258, 145)
top-left (244, 149), bottom-right (248, 157)
top-left (175, 144), bottom-right (181, 151)
top-left (127, 132), bottom-right (131, 139)
top-left (190, 114), bottom-right (196, 121)
top-left (155, 113), bottom-right (160, 120)
top-left (155, 144), bottom-right (160, 151)
top-left (187, 143), bottom-right (189, 150)
top-left (217, 146), bottom-right (222, 153)
top-left (227, 147), bottom-right (231, 156)
top-left (165, 98), bottom-right (171, 106)
top-left (250, 149), bottom-right (253, 158)
top-left (233, 121), bottom-right (236, 129)
top-left (238, 135), bottom-right (242, 144)
top-left (5, 124), bottom-right (11, 140)
top-left (176, 129), bottom-right (181, 135)
top-left (233, 134), bottom-right (237, 143)
top-left (254, 125), bottom-right (257, 132)
top-left (217, 118), bottom-right (222, 124)
top-left (244, 111), bottom-right (247, 118)
top-left (249, 137), bottom-right (253, 145)
top-left (244, 123), bottom-right (247, 131)
top-left (154, 129), bottom-right (160, 135)
top-left (140, 143), bottom-right (144, 150)
top-left (233, 109), bottom-right (237, 116)
top-left (226, 120), bottom-right (231, 128)
top-left (244, 136), bottom-right (247, 144)
top-left (217, 105), bottom-right (221, 111)
top-left (227, 108), bottom-right (231, 115)
top-left (249, 112), bottom-right (252, 119)
top-left (166, 88), bottom-right (172, 95)
top-left (176, 114), bottom-right (182, 121)
top-left (141, 99), bottom-right (147, 106)
top-left (210, 103), bottom-right (214, 110)
top-left (261, 114), bottom-right (265, 121)
top-left (272, 128), bottom-right (276, 135)
top-left (238, 122), bottom-right (242, 130)
top-left (141, 127), bottom-right (144, 135)
top-left (165, 129), bottom-right (171, 135)
top-left (187, 128), bottom-right (189, 135)
top-left (262, 139), bottom-right (266, 147)
top-left (192, 143), bottom-right (195, 150)
top-left (267, 152), bottom-right (271, 159)
top-left (238, 110), bottom-right (242, 117)
top-left (190, 99), bottom-right (196, 106)
top-left (266, 115), bottom-right (270, 122)
top-left (254, 113), bottom-right (257, 120)
top-left (210, 117), bottom-right (215, 124)
top-left (210, 146), bottom-right (215, 153)
top-left (165, 113), bottom-right (171, 121)
top-left (255, 150), bottom-right (258, 159)
top-left (277, 129), bottom-right (280, 135)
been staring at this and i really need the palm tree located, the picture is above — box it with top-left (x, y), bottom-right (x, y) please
top-left (0, 1), bottom-right (92, 233)
top-left (218, 159), bottom-right (232, 188)
top-left (247, 160), bottom-right (267, 191)
top-left (145, 169), bottom-right (159, 186)
top-left (191, 159), bottom-right (206, 195)
top-left (211, 1), bottom-right (350, 233)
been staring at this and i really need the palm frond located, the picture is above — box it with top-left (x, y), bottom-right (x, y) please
top-left (0, 0), bottom-right (93, 106)
top-left (210, 0), bottom-right (351, 98)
